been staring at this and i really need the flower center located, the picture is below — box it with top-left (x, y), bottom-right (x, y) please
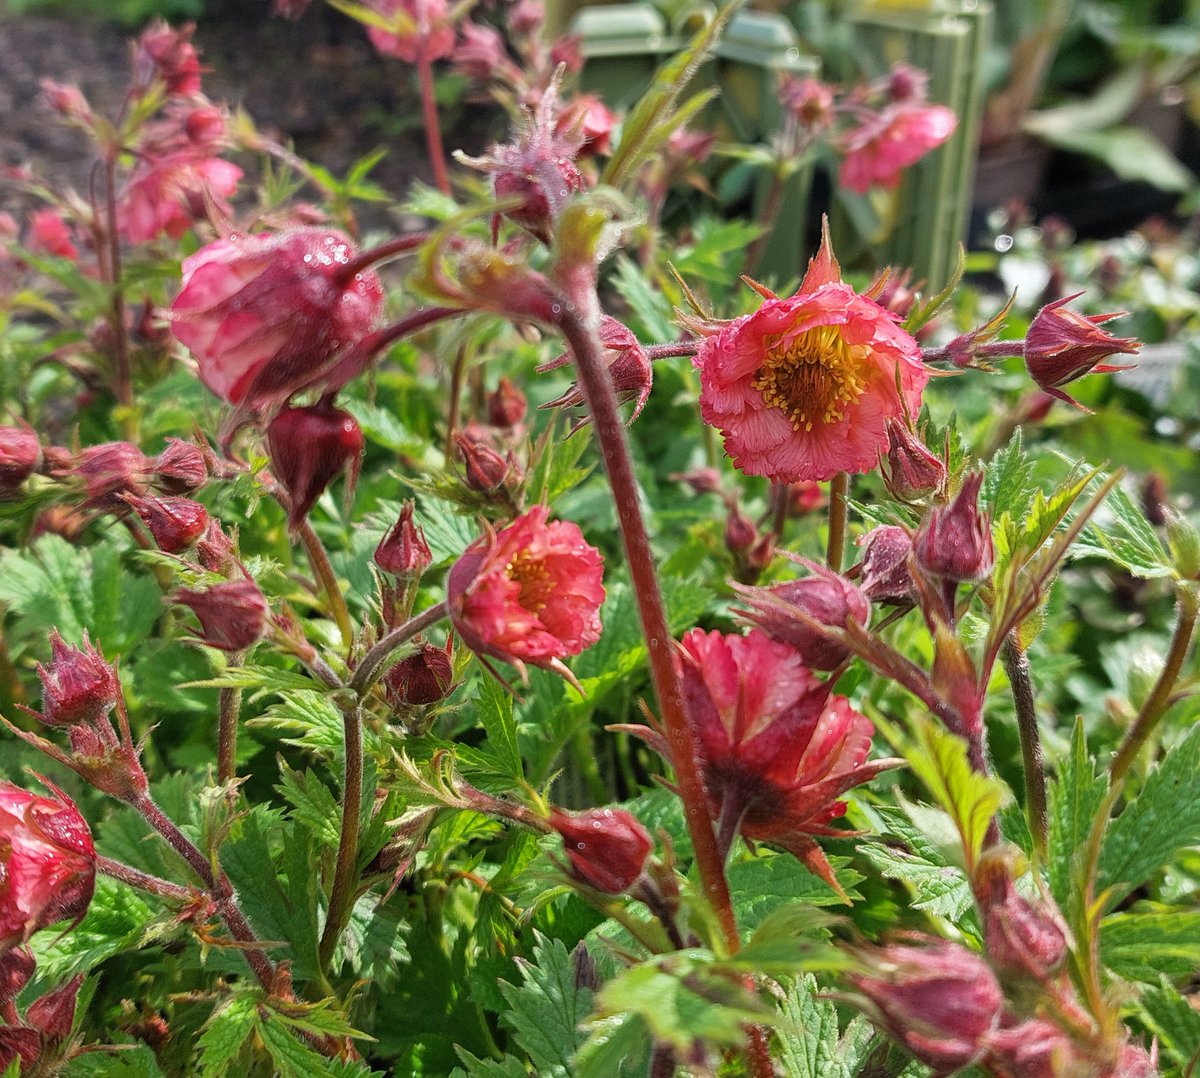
top-left (751, 325), bottom-right (867, 432)
top-left (507, 552), bottom-right (553, 614)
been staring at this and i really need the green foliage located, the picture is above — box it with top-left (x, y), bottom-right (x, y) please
top-left (775, 975), bottom-right (875, 1078)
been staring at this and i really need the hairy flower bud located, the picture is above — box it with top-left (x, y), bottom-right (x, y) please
top-left (452, 22), bottom-right (511, 82)
top-left (173, 579), bottom-right (269, 652)
top-left (1024, 294), bottom-right (1140, 409)
top-left (135, 20), bottom-right (204, 96)
top-left (267, 402), bottom-right (364, 529)
top-left (36, 630), bottom-right (119, 728)
top-left (64, 442), bottom-right (152, 509)
top-left (973, 851), bottom-right (1069, 982)
top-left (152, 438), bottom-right (208, 494)
top-left (195, 517), bottom-right (237, 574)
top-left (914, 472), bottom-right (994, 583)
top-left (672, 467), bottom-right (723, 497)
top-left (847, 937), bottom-right (1002, 1073)
top-left (0, 781), bottom-right (96, 956)
top-left (555, 94), bottom-right (616, 157)
top-left (456, 433), bottom-right (510, 493)
top-left (27, 209), bottom-right (78, 260)
top-left (550, 807), bottom-right (652, 894)
top-left (486, 377), bottom-right (528, 429)
top-left (724, 507), bottom-right (757, 553)
top-left (734, 560), bottom-right (870, 671)
top-left (375, 501), bottom-right (433, 579)
top-left (40, 80), bottom-right (92, 124)
top-left (123, 492), bottom-right (209, 553)
top-left (0, 424), bottom-right (40, 495)
top-left (858, 525), bottom-right (915, 602)
top-left (881, 418), bottom-right (946, 502)
top-left (25, 974), bottom-right (84, 1040)
top-left (366, 0), bottom-right (455, 63)
top-left (384, 641), bottom-right (455, 707)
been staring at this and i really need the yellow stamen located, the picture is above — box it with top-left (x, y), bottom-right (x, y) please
top-left (751, 325), bottom-right (867, 432)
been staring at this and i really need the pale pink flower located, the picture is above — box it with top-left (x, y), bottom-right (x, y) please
top-left (694, 221), bottom-right (928, 482)
top-left (169, 229), bottom-right (384, 406)
top-left (117, 153), bottom-right (242, 243)
top-left (447, 505), bottom-right (605, 672)
top-left (365, 0), bottom-right (455, 63)
top-left (134, 20), bottom-right (204, 97)
top-left (0, 781), bottom-right (95, 955)
top-left (26, 209), bottom-right (78, 260)
top-left (839, 101), bottom-right (956, 193)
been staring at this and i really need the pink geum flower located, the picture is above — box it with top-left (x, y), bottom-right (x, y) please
top-left (838, 99), bottom-right (957, 194)
top-left (365, 0), bottom-right (455, 63)
top-left (694, 220), bottom-right (928, 482)
top-left (447, 504), bottom-right (604, 676)
top-left (134, 20), bottom-right (205, 96)
top-left (26, 209), bottom-right (78, 260)
top-left (169, 229), bottom-right (384, 407)
top-left (669, 628), bottom-right (895, 893)
top-left (0, 781), bottom-right (96, 956)
top-left (1023, 293), bottom-right (1139, 409)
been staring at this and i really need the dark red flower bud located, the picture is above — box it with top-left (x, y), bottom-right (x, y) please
top-left (847, 937), bottom-right (1002, 1073)
top-left (267, 402), bottom-right (364, 530)
top-left (547, 33), bottom-right (584, 75)
top-left (123, 493), bottom-right (208, 554)
top-left (984, 1018), bottom-right (1082, 1078)
top-left (858, 525), bottom-right (915, 602)
top-left (0, 948), bottom-right (34, 1015)
top-left (724, 507), bottom-right (757, 553)
top-left (184, 105), bottom-right (224, 146)
top-left (40, 80), bottom-right (92, 123)
top-left (0, 1027), bottom-right (40, 1072)
top-left (173, 579), bottom-right (268, 651)
top-left (135, 20), bottom-right (204, 96)
top-left (0, 424), bottom-right (40, 494)
top-left (539, 317), bottom-right (652, 427)
top-left (36, 630), bottom-right (119, 728)
top-left (452, 22), bottom-right (511, 82)
top-left (456, 433), bottom-right (509, 493)
top-left (555, 94), bottom-right (616, 157)
top-left (734, 560), bottom-right (870, 670)
top-left (375, 501), bottom-right (432, 579)
top-left (671, 467), bottom-right (723, 497)
top-left (384, 642), bottom-right (455, 707)
top-left (195, 517), bottom-right (237, 574)
top-left (550, 807), bottom-right (652, 894)
top-left (66, 442), bottom-right (151, 508)
top-left (881, 418), bottom-right (945, 502)
top-left (1024, 294), bottom-right (1140, 410)
top-left (25, 973), bottom-right (84, 1039)
top-left (886, 63), bottom-right (927, 104)
top-left (152, 438), bottom-right (208, 494)
top-left (914, 471), bottom-right (994, 583)
top-left (973, 851), bottom-right (1069, 982)
top-left (789, 480), bottom-right (825, 515)
top-left (494, 159), bottom-right (585, 245)
top-left (486, 377), bottom-right (528, 429)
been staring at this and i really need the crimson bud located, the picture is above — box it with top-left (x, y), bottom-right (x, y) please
top-left (267, 402), bottom-right (364, 530)
top-left (914, 471), bottom-right (994, 583)
top-left (486, 377), bottom-right (528, 429)
top-left (456, 433), bottom-right (510, 493)
top-left (173, 579), bottom-right (268, 651)
top-left (973, 851), bottom-right (1069, 982)
top-left (881, 417), bottom-right (945, 502)
top-left (123, 492), bottom-right (209, 553)
top-left (375, 501), bottom-right (433, 580)
top-left (152, 438), bottom-right (208, 494)
top-left (384, 641), bottom-right (455, 707)
top-left (550, 807), bottom-right (652, 894)
top-left (36, 630), bottom-right (119, 728)
top-left (858, 525), bottom-right (915, 602)
top-left (0, 424), bottom-right (40, 494)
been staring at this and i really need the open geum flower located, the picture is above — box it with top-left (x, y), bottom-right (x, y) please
top-left (694, 221), bottom-right (929, 482)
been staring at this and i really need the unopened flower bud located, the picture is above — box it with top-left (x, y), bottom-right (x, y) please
top-left (457, 433), bottom-right (509, 493)
top-left (486, 377), bottom-right (527, 429)
top-left (858, 525), bottom-right (915, 602)
top-left (37, 630), bottom-right (119, 728)
top-left (65, 442), bottom-right (151, 509)
top-left (548, 33), bottom-right (584, 74)
top-left (173, 579), bottom-right (268, 651)
top-left (26, 209), bottom-right (78, 260)
top-left (724, 507), bottom-right (757, 553)
top-left (0, 948), bottom-right (34, 1014)
top-left (267, 402), bottom-right (364, 530)
top-left (886, 63), bottom-right (927, 104)
top-left (25, 974), bottom-right (84, 1040)
top-left (984, 1018), bottom-right (1084, 1078)
top-left (848, 937), bottom-right (1002, 1073)
top-left (539, 317), bottom-right (652, 427)
top-left (1024, 294), bottom-right (1140, 410)
top-left (509, 0), bottom-right (544, 34)
top-left (184, 105), bottom-right (224, 145)
top-left (734, 560), bottom-right (870, 670)
top-left (555, 94), bottom-right (616, 157)
top-left (789, 480), bottom-right (825, 515)
top-left (135, 20), bottom-right (203, 96)
top-left (0, 425), bottom-right (40, 495)
top-left (1166, 511), bottom-right (1200, 580)
top-left (152, 438), bottom-right (208, 494)
top-left (973, 850), bottom-right (1069, 981)
top-left (195, 517), bottom-right (236, 574)
top-left (384, 641), bottom-right (455, 707)
top-left (914, 472), bottom-right (994, 583)
top-left (550, 807), bottom-right (651, 894)
top-left (494, 160), bottom-right (584, 245)
top-left (40, 80), bottom-right (92, 123)
top-left (452, 22), bottom-right (511, 82)
top-left (123, 492), bottom-right (209, 553)
top-left (671, 467), bottom-right (723, 497)
top-left (375, 501), bottom-right (433, 579)
top-left (881, 418), bottom-right (945, 502)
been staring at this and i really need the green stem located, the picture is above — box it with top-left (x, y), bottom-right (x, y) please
top-left (299, 519), bottom-right (354, 652)
top-left (826, 472), bottom-right (849, 572)
top-left (102, 154), bottom-right (135, 440)
top-left (1002, 634), bottom-right (1048, 859)
top-left (319, 696), bottom-right (363, 969)
top-left (349, 600), bottom-right (449, 696)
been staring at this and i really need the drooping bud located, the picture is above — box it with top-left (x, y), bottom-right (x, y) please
top-left (723, 507), bottom-right (757, 553)
top-left (555, 94), bottom-right (617, 157)
top-left (383, 641), bottom-right (455, 707)
top-left (36, 630), bottom-right (120, 728)
top-left (26, 209), bottom-right (78, 261)
top-left (64, 442), bottom-right (151, 509)
top-left (456, 432), bottom-right (510, 493)
top-left (24, 974), bottom-right (84, 1040)
top-left (539, 317), bottom-right (653, 427)
top-left (173, 579), bottom-right (269, 652)
top-left (40, 80), bottom-right (92, 124)
top-left (365, 0), bottom-right (456, 63)
top-left (733, 559), bottom-right (870, 670)
top-left (509, 0), bottom-right (543, 34)
top-left (858, 525), bottom-right (915, 602)
top-left (486, 377), bottom-right (528, 429)
top-left (671, 467), bottom-right (723, 497)
top-left (375, 501), bottom-right (433, 579)
top-left (914, 472), bottom-right (994, 583)
top-left (789, 480), bottom-right (825, 515)
top-left (122, 492), bottom-right (209, 553)
top-left (452, 22), bottom-right (512, 82)
top-left (972, 850), bottom-right (1069, 982)
top-left (1024, 294), bottom-right (1140, 410)
top-left (881, 418), bottom-right (945, 502)
top-left (983, 1018), bottom-right (1084, 1078)
top-left (0, 424), bottom-right (40, 495)
top-left (194, 517), bottom-right (237, 574)
top-left (846, 937), bottom-right (1002, 1073)
top-left (267, 402), bottom-right (364, 530)
top-left (134, 20), bottom-right (204, 96)
top-left (152, 438), bottom-right (208, 494)
top-left (549, 807), bottom-right (652, 894)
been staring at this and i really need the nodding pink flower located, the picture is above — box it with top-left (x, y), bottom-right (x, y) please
top-left (365, 0), bottom-right (456, 64)
top-left (847, 937), bottom-right (1002, 1073)
top-left (547, 33), bottom-right (584, 75)
top-left (266, 402), bottom-right (364, 529)
top-left (26, 209), bottom-right (78, 261)
top-left (668, 628), bottom-right (893, 892)
top-left (550, 808), bottom-right (652, 894)
top-left (913, 471), bottom-right (994, 584)
top-left (152, 438), bottom-right (208, 494)
top-left (858, 525), bottom-right (915, 602)
top-left (0, 424), bottom-right (41, 494)
top-left (838, 101), bottom-right (956, 194)
top-left (36, 630), bottom-right (119, 728)
top-left (1024, 294), bottom-right (1139, 410)
top-left (555, 94), bottom-right (617, 157)
top-left (122, 492), bottom-right (209, 553)
top-left (117, 152), bottom-right (242, 243)
top-left (173, 579), bottom-right (269, 652)
top-left (169, 229), bottom-right (384, 407)
top-left (0, 781), bottom-right (96, 957)
top-left (447, 505), bottom-right (605, 674)
top-left (694, 220), bottom-right (928, 483)
top-left (509, 0), bottom-right (544, 35)
top-left (135, 20), bottom-right (205, 96)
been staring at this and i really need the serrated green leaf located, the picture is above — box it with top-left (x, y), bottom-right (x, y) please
top-left (476, 675), bottom-right (522, 780)
top-left (610, 256), bottom-right (675, 342)
top-left (497, 934), bottom-right (591, 1078)
top-left (574, 1014), bottom-right (653, 1078)
top-left (63, 1045), bottom-right (167, 1077)
top-left (196, 993), bottom-right (259, 1075)
top-left (982, 430), bottom-right (1036, 521)
top-left (1101, 910), bottom-right (1200, 982)
top-left (1076, 481), bottom-right (1174, 579)
top-left (258, 1010), bottom-right (340, 1078)
top-left (1047, 719), bottom-right (1109, 911)
top-left (337, 894), bottom-right (410, 991)
top-left (451, 1050), bottom-right (531, 1078)
top-left (858, 843), bottom-right (975, 924)
top-left (728, 853), bottom-right (863, 931)
top-left (1136, 980), bottom-right (1200, 1070)
top-left (776, 974), bottom-right (873, 1078)
top-left (1099, 723), bottom-right (1200, 908)
top-left (276, 762), bottom-right (341, 848)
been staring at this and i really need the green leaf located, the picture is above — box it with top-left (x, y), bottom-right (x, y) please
top-left (276, 762), bottom-right (341, 848)
top-left (1136, 980), bottom-right (1200, 1070)
top-left (196, 993), bottom-right (259, 1076)
top-left (1075, 481), bottom-right (1175, 579)
top-left (451, 1050), bottom-right (531, 1078)
top-left (257, 1011), bottom-right (341, 1078)
top-left (610, 256), bottom-right (675, 342)
top-left (476, 675), bottom-right (522, 781)
top-left (1026, 125), bottom-right (1195, 192)
top-left (728, 853), bottom-right (863, 931)
top-left (1047, 718), bottom-right (1109, 910)
top-left (1099, 723), bottom-right (1200, 908)
top-left (63, 1046), bottom-right (167, 1077)
top-left (337, 895), bottom-right (410, 991)
top-left (858, 843), bottom-right (975, 924)
top-left (776, 975), bottom-right (874, 1078)
top-left (982, 430), bottom-right (1036, 521)
top-left (497, 934), bottom-right (591, 1078)
top-left (574, 1014), bottom-right (653, 1078)
top-left (1101, 910), bottom-right (1200, 982)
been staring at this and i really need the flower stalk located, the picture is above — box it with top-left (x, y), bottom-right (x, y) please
top-left (1001, 633), bottom-right (1048, 859)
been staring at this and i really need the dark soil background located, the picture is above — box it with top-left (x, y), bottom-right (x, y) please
top-left (0, 4), bottom-right (504, 227)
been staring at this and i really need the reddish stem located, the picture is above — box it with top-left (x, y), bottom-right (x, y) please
top-left (920, 339), bottom-right (1025, 365)
top-left (417, 52), bottom-right (451, 195)
top-left (334, 232), bottom-right (430, 284)
top-left (645, 340), bottom-right (701, 362)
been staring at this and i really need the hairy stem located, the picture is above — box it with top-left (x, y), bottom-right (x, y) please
top-left (299, 519), bottom-right (354, 651)
top-left (335, 232), bottom-right (429, 283)
top-left (350, 600), bottom-right (449, 696)
top-left (1002, 634), bottom-right (1048, 859)
top-left (826, 472), bottom-right (849, 572)
top-left (417, 52), bottom-right (451, 195)
top-left (318, 696), bottom-right (363, 969)
top-left (216, 652), bottom-right (245, 786)
top-left (96, 855), bottom-right (193, 902)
